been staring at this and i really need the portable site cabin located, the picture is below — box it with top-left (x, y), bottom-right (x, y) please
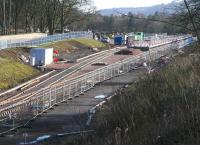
top-left (30, 48), bottom-right (53, 66)
top-left (114, 34), bottom-right (128, 45)
top-left (127, 32), bottom-right (144, 41)
top-left (134, 32), bottom-right (144, 41)
top-left (114, 35), bottom-right (123, 45)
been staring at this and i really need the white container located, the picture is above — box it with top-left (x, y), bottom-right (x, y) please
top-left (44, 48), bottom-right (53, 65)
top-left (30, 48), bottom-right (53, 66)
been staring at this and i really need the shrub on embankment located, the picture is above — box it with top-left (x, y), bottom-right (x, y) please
top-left (41, 45), bottom-right (200, 145)
top-left (90, 50), bottom-right (200, 145)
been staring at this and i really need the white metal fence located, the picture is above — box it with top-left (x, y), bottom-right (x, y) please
top-left (0, 36), bottom-right (193, 123)
top-left (0, 31), bottom-right (93, 50)
top-left (0, 36), bottom-right (194, 135)
top-left (128, 35), bottom-right (194, 48)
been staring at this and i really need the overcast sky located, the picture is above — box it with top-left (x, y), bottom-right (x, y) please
top-left (93, 0), bottom-right (174, 10)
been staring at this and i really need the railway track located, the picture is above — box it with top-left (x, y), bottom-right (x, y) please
top-left (0, 36), bottom-right (194, 138)
top-left (0, 47), bottom-right (120, 112)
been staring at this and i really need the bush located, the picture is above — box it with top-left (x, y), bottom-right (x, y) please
top-left (92, 55), bottom-right (200, 145)
top-left (41, 46), bottom-right (200, 145)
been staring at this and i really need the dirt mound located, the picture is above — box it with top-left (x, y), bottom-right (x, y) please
top-left (0, 47), bottom-right (30, 61)
top-left (0, 49), bottom-right (18, 60)
top-left (115, 49), bottom-right (142, 55)
top-left (131, 49), bottom-right (142, 55)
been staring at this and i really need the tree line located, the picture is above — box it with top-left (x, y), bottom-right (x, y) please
top-left (76, 0), bottom-right (199, 37)
top-left (0, 0), bottom-right (90, 35)
top-left (0, 0), bottom-right (199, 39)
top-left (76, 12), bottom-right (184, 34)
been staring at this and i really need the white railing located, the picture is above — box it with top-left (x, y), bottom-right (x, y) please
top-left (0, 36), bottom-right (194, 133)
top-left (128, 35), bottom-right (194, 48)
top-left (0, 31), bottom-right (92, 50)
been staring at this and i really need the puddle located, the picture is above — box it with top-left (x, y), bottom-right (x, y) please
top-left (19, 135), bottom-right (51, 145)
top-left (94, 95), bottom-right (106, 99)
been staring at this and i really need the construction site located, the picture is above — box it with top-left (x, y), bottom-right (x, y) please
top-left (0, 31), bottom-right (196, 144)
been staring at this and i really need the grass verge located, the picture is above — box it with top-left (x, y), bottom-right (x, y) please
top-left (0, 58), bottom-right (39, 90)
top-left (42, 38), bottom-right (107, 51)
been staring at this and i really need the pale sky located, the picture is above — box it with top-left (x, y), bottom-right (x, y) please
top-left (93, 0), bottom-right (174, 10)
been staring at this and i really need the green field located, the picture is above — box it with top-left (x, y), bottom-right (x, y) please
top-left (0, 58), bottom-right (39, 90)
top-left (42, 38), bottom-right (107, 51)
top-left (73, 38), bottom-right (106, 48)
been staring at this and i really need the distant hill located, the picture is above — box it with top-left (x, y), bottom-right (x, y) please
top-left (98, 2), bottom-right (176, 16)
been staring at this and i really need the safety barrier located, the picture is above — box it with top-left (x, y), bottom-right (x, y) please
top-left (0, 36), bottom-right (194, 134)
top-left (0, 31), bottom-right (92, 50)
top-left (128, 35), bottom-right (193, 48)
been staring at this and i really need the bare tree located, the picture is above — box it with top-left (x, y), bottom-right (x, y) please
top-left (183, 0), bottom-right (200, 42)
top-left (0, 0), bottom-right (91, 35)
top-left (173, 0), bottom-right (200, 42)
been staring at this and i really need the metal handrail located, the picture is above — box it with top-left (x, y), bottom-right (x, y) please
top-left (0, 31), bottom-right (92, 49)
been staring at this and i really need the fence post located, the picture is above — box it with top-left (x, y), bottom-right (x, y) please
top-left (49, 88), bottom-right (52, 107)
top-left (63, 84), bottom-right (66, 102)
top-left (68, 85), bottom-right (71, 99)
